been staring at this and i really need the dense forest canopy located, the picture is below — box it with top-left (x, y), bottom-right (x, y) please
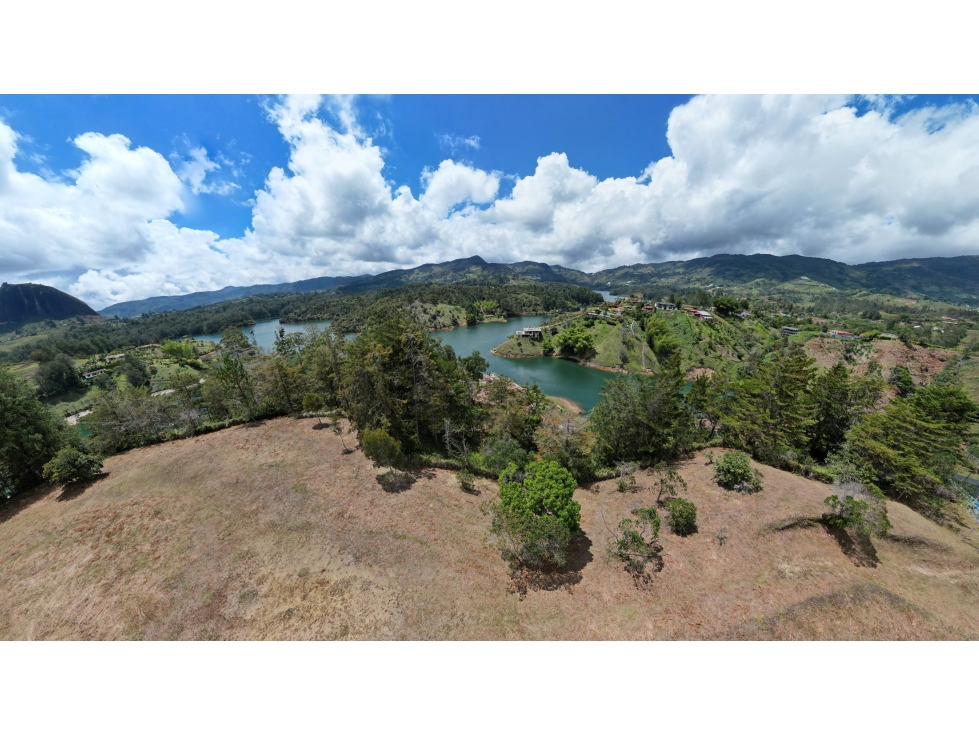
top-left (0, 282), bottom-right (602, 363)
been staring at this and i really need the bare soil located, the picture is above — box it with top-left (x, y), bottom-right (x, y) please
top-left (2, 419), bottom-right (978, 640)
top-left (805, 337), bottom-right (955, 384)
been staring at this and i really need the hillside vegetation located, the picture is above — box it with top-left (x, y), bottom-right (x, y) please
top-left (2, 419), bottom-right (977, 640)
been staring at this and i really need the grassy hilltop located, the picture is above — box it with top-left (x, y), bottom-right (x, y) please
top-left (3, 417), bottom-right (978, 640)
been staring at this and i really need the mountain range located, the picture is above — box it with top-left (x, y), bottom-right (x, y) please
top-left (31, 251), bottom-right (979, 322)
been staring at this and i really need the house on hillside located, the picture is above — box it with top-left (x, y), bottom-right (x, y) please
top-left (654, 302), bottom-right (677, 312)
top-left (779, 326), bottom-right (800, 338)
top-left (738, 310), bottom-right (752, 320)
top-left (694, 310), bottom-right (713, 321)
top-left (82, 368), bottom-right (107, 380)
top-left (514, 327), bottom-right (543, 341)
top-left (828, 330), bottom-right (855, 340)
top-left (106, 353), bottom-right (124, 360)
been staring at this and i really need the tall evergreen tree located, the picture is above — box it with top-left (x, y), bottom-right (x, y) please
top-left (721, 344), bottom-right (816, 466)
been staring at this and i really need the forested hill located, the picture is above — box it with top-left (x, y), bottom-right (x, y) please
top-left (2, 281), bottom-right (602, 363)
top-left (587, 253), bottom-right (979, 303)
top-left (95, 252), bottom-right (979, 319)
top-left (99, 274), bottom-right (356, 318)
top-left (0, 282), bottom-right (98, 326)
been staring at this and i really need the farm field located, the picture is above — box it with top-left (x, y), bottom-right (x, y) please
top-left (2, 417), bottom-right (978, 640)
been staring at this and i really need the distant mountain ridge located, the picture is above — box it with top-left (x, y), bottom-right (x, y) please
top-left (96, 252), bottom-right (979, 318)
top-left (99, 274), bottom-right (356, 318)
top-left (0, 282), bottom-right (98, 326)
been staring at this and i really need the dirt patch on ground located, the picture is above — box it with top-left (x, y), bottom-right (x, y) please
top-left (805, 337), bottom-right (955, 384)
top-left (2, 422), bottom-right (979, 639)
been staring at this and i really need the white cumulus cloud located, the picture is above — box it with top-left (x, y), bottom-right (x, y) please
top-left (4, 94), bottom-right (979, 309)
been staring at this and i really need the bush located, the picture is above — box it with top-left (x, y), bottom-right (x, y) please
top-left (361, 427), bottom-right (403, 471)
top-left (481, 436), bottom-right (529, 475)
top-left (613, 506), bottom-right (661, 571)
top-left (492, 506), bottom-right (571, 569)
top-left (714, 451), bottom-right (762, 492)
top-left (457, 469), bottom-right (475, 493)
top-left (42, 446), bottom-right (103, 486)
top-left (822, 482), bottom-right (891, 537)
top-left (665, 497), bottom-right (698, 535)
top-left (493, 460), bottom-right (581, 570)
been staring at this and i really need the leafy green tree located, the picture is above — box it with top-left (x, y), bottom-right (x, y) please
top-left (88, 387), bottom-right (179, 454)
top-left (341, 312), bottom-right (478, 451)
top-left (327, 409), bottom-right (352, 452)
top-left (492, 506), bottom-right (572, 569)
top-left (888, 366), bottom-right (915, 397)
top-left (499, 460), bottom-right (581, 533)
top-left (554, 323), bottom-right (595, 358)
top-left (0, 364), bottom-right (65, 497)
top-left (361, 427), bottom-right (404, 472)
top-left (213, 351), bottom-right (258, 420)
top-left (480, 436), bottom-right (529, 474)
top-left (168, 370), bottom-right (204, 432)
top-left (303, 392), bottom-right (324, 424)
top-left (644, 313), bottom-right (681, 361)
top-left (459, 351), bottom-right (489, 381)
top-left (35, 353), bottom-right (84, 396)
top-left (122, 353), bottom-right (151, 388)
top-left (613, 506), bottom-right (661, 572)
top-left (711, 294), bottom-right (740, 316)
top-left (665, 497), bottom-right (697, 535)
top-left (161, 339), bottom-right (195, 361)
top-left (485, 378), bottom-right (547, 449)
top-left (42, 446), bottom-right (104, 485)
top-left (589, 352), bottom-right (694, 466)
top-left (534, 410), bottom-right (597, 481)
top-left (653, 462), bottom-right (688, 505)
top-left (258, 355), bottom-right (306, 415)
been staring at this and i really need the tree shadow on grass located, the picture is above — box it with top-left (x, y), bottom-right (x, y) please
top-left (0, 482), bottom-right (60, 525)
top-left (825, 525), bottom-right (880, 568)
top-left (625, 542), bottom-right (665, 591)
top-left (55, 473), bottom-right (107, 502)
top-left (377, 470), bottom-right (417, 494)
top-left (311, 422), bottom-right (329, 430)
top-left (509, 532), bottom-right (593, 599)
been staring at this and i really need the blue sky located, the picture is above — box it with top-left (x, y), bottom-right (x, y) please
top-left (1, 94), bottom-right (690, 239)
top-left (2, 94), bottom-right (979, 308)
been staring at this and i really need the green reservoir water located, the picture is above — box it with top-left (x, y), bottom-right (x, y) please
top-left (190, 315), bottom-right (616, 412)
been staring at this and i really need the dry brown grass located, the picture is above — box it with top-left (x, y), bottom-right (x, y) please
top-left (2, 419), bottom-right (979, 640)
top-left (805, 337), bottom-right (954, 384)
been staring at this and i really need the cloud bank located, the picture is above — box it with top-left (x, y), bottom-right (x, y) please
top-left (3, 94), bottom-right (979, 309)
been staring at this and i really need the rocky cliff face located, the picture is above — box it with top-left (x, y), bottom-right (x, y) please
top-left (0, 282), bottom-right (98, 325)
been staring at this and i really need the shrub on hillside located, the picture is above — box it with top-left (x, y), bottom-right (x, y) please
top-left (42, 446), bottom-right (103, 486)
top-left (612, 506), bottom-right (661, 572)
top-left (492, 506), bottom-right (571, 569)
top-left (481, 436), bottom-right (529, 475)
top-left (714, 451), bottom-right (762, 493)
top-left (492, 460), bottom-right (581, 569)
top-left (665, 497), bottom-right (698, 535)
top-left (361, 427), bottom-right (403, 472)
top-left (822, 482), bottom-right (891, 537)
top-left (457, 469), bottom-right (476, 493)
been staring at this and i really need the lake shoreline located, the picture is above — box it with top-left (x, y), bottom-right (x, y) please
top-left (491, 348), bottom-right (654, 377)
